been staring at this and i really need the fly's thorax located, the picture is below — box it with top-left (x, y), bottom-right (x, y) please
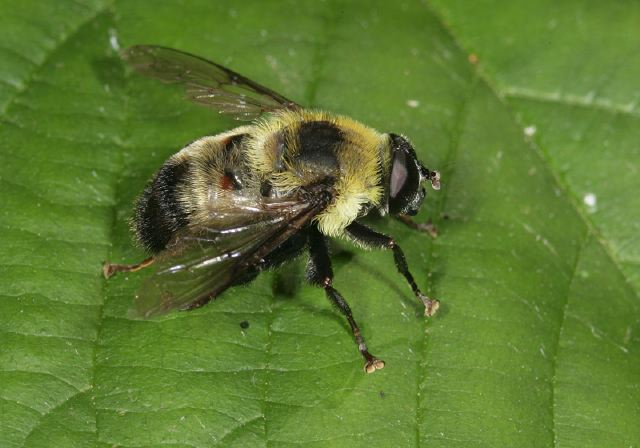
top-left (246, 109), bottom-right (388, 236)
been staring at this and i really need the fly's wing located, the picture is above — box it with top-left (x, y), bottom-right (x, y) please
top-left (131, 193), bottom-right (322, 318)
top-left (121, 45), bottom-right (300, 120)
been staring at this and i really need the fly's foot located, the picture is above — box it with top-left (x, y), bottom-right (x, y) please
top-left (416, 221), bottom-right (438, 238)
top-left (102, 262), bottom-right (119, 279)
top-left (363, 355), bottom-right (385, 374)
top-left (419, 293), bottom-right (440, 317)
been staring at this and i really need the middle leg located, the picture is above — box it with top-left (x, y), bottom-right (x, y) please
top-left (307, 227), bottom-right (384, 373)
top-left (345, 221), bottom-right (439, 316)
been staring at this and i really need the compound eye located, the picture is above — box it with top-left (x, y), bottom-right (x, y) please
top-left (390, 149), bottom-right (409, 198)
top-left (387, 133), bottom-right (425, 215)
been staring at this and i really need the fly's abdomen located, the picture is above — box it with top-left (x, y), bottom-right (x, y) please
top-left (133, 128), bottom-right (254, 253)
top-left (133, 158), bottom-right (191, 253)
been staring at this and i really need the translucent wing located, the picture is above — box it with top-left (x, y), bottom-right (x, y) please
top-left (121, 45), bottom-right (300, 120)
top-left (131, 193), bottom-right (323, 318)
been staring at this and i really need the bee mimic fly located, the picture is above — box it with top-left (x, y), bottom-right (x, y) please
top-left (104, 45), bottom-right (441, 373)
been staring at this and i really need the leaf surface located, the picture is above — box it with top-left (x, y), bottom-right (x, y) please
top-left (1, 1), bottom-right (638, 447)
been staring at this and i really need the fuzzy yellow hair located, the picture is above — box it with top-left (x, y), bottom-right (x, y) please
top-left (247, 110), bottom-right (389, 236)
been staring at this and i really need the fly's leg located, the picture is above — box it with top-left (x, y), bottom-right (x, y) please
top-left (307, 228), bottom-right (384, 373)
top-left (397, 214), bottom-right (438, 238)
top-left (345, 221), bottom-right (439, 317)
top-left (103, 257), bottom-right (154, 279)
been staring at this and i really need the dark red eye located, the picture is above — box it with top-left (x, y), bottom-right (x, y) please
top-left (387, 134), bottom-right (424, 215)
top-left (390, 148), bottom-right (408, 198)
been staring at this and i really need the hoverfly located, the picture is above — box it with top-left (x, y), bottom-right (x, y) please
top-left (104, 46), bottom-right (441, 373)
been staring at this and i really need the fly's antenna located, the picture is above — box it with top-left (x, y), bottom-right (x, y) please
top-left (419, 164), bottom-right (440, 190)
top-left (429, 170), bottom-right (440, 190)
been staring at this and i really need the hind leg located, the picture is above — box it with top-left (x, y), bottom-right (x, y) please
top-left (103, 257), bottom-right (154, 279)
top-left (307, 228), bottom-right (384, 373)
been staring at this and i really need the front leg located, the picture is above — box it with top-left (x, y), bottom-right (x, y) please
top-left (345, 221), bottom-right (439, 317)
top-left (396, 214), bottom-right (438, 238)
top-left (307, 227), bottom-right (384, 373)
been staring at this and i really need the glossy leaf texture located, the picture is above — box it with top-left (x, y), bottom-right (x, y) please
top-left (1, 1), bottom-right (638, 447)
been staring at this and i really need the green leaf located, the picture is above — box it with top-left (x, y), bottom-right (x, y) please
top-left (1, 1), bottom-right (638, 447)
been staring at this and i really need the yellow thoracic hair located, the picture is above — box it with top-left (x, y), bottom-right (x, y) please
top-left (247, 110), bottom-right (390, 237)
